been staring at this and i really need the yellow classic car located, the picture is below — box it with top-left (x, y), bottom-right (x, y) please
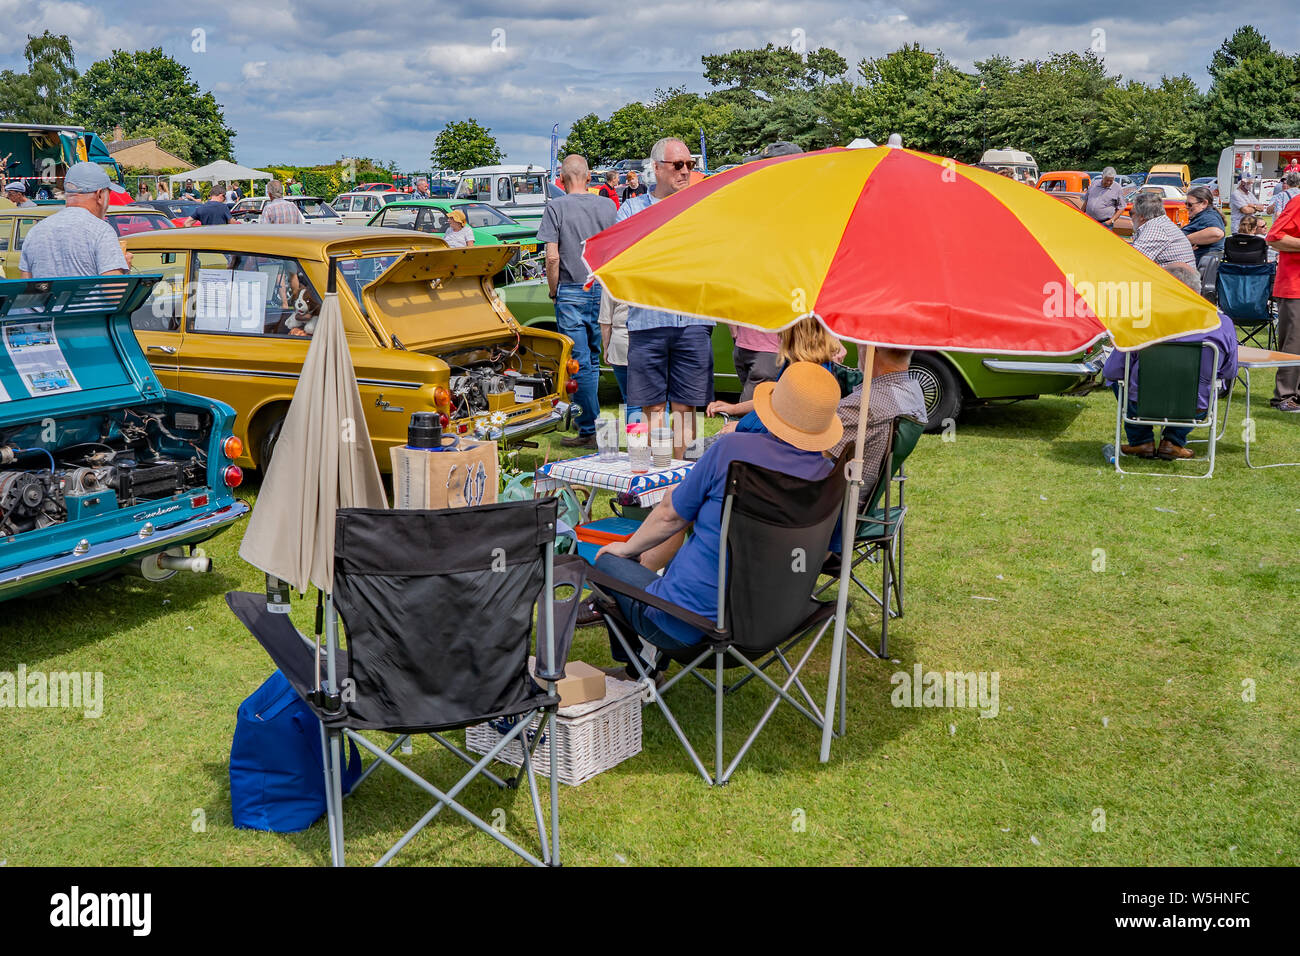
top-left (120, 225), bottom-right (574, 471)
top-left (1, 204), bottom-right (177, 277)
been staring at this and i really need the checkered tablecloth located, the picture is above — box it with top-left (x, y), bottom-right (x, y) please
top-left (534, 454), bottom-right (693, 506)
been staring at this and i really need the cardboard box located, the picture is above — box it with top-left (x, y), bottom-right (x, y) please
top-left (391, 440), bottom-right (498, 510)
top-left (532, 658), bottom-right (607, 708)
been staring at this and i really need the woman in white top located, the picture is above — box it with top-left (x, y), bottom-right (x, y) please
top-left (443, 208), bottom-right (475, 248)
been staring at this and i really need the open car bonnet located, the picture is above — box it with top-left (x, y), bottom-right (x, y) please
top-left (0, 276), bottom-right (165, 427)
top-left (359, 245), bottom-right (521, 350)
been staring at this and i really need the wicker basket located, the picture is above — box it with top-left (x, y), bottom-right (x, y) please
top-left (466, 675), bottom-right (643, 786)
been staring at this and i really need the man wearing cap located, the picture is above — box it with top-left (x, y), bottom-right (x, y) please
top-left (18, 162), bottom-right (129, 279)
top-left (4, 181), bottom-right (36, 208)
top-left (1230, 176), bottom-right (1266, 233)
top-left (594, 361), bottom-right (841, 678)
top-left (1084, 167), bottom-right (1125, 228)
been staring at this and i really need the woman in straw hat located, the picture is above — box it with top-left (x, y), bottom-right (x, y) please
top-left (594, 362), bottom-right (843, 679)
top-left (443, 208), bottom-right (476, 248)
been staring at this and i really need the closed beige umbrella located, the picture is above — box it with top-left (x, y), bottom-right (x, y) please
top-left (240, 290), bottom-right (388, 594)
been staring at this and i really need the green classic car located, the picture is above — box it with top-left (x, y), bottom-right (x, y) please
top-left (498, 279), bottom-right (1108, 430)
top-left (366, 199), bottom-right (539, 251)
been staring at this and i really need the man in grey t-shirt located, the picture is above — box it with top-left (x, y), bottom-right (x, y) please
top-left (1083, 168), bottom-right (1125, 228)
top-left (19, 162), bottom-right (130, 279)
top-left (537, 154), bottom-right (616, 446)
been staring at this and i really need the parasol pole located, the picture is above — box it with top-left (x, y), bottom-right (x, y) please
top-left (323, 258), bottom-right (347, 865)
top-left (821, 343), bottom-right (874, 762)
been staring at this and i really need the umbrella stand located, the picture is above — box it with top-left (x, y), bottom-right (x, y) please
top-left (820, 344), bottom-right (874, 762)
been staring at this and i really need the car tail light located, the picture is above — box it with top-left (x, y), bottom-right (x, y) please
top-left (566, 359), bottom-right (580, 376)
top-left (439, 413), bottom-right (449, 428)
top-left (565, 379), bottom-right (579, 394)
top-left (222, 435), bottom-right (243, 459)
top-left (434, 386), bottom-right (451, 411)
top-left (552, 396), bottom-right (560, 407)
top-left (223, 466), bottom-right (244, 488)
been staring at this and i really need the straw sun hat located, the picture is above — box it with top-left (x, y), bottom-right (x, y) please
top-left (448, 209), bottom-right (468, 226)
top-left (752, 361), bottom-right (843, 452)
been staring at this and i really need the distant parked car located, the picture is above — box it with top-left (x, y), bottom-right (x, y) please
top-left (1190, 176), bottom-right (1220, 202)
top-left (134, 199), bottom-right (203, 227)
top-left (0, 206), bottom-right (173, 277)
top-left (229, 196), bottom-right (344, 225)
top-left (354, 182), bottom-right (394, 192)
top-left (332, 190), bottom-right (408, 223)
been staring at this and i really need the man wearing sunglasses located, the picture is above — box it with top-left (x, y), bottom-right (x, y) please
top-left (615, 137), bottom-right (712, 458)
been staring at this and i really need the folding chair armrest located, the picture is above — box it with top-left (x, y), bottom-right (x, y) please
top-left (584, 561), bottom-right (722, 637)
top-left (534, 552), bottom-right (587, 682)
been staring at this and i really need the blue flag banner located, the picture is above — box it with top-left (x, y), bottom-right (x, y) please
top-left (549, 124), bottom-right (560, 186)
top-left (699, 128), bottom-right (708, 174)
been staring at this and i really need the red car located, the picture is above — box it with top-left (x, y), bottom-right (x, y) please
top-left (355, 183), bottom-right (394, 192)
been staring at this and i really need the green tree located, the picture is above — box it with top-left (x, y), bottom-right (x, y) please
top-left (1209, 26), bottom-right (1273, 82)
top-left (837, 45), bottom-right (980, 158)
top-left (1201, 51), bottom-right (1300, 169)
top-left (702, 43), bottom-right (806, 100)
top-left (71, 49), bottom-right (234, 164)
top-left (430, 118), bottom-right (504, 170)
top-left (1095, 76), bottom-right (1204, 172)
top-left (981, 51), bottom-right (1116, 170)
top-left (0, 31), bottom-right (78, 125)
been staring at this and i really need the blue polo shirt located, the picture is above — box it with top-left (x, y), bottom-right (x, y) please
top-left (646, 431), bottom-right (835, 644)
top-left (1182, 206), bottom-right (1225, 262)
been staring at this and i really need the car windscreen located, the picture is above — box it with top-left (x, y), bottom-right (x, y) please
top-left (336, 254), bottom-right (403, 316)
top-left (1146, 175), bottom-right (1182, 188)
top-left (463, 203), bottom-right (515, 227)
top-left (295, 200), bottom-right (338, 218)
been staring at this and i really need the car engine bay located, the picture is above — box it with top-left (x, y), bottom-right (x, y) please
top-left (0, 405), bottom-right (214, 538)
top-left (442, 339), bottom-right (558, 419)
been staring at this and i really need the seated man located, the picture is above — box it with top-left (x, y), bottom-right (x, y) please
top-left (826, 347), bottom-right (928, 485)
top-left (1102, 262), bottom-right (1239, 460)
top-left (594, 362), bottom-right (843, 678)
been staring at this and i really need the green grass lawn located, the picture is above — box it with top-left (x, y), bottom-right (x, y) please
top-left (2, 372), bottom-right (1298, 867)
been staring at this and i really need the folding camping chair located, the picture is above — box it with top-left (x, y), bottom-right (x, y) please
top-left (1216, 260), bottom-right (1277, 350)
top-left (1113, 341), bottom-right (1223, 479)
top-left (585, 458), bottom-right (846, 786)
top-left (815, 416), bottom-right (925, 660)
top-left (227, 498), bottom-right (582, 866)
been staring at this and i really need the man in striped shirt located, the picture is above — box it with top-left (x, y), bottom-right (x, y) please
top-left (261, 179), bottom-right (305, 224)
top-left (1129, 191), bottom-right (1195, 268)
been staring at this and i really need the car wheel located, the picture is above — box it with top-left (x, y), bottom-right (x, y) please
top-left (261, 415), bottom-right (285, 472)
top-left (908, 352), bottom-right (962, 433)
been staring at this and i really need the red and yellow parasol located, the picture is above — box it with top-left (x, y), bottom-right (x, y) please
top-left (583, 145), bottom-right (1222, 762)
top-left (584, 146), bottom-right (1219, 353)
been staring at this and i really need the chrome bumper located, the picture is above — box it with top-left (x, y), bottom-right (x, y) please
top-left (503, 402), bottom-right (569, 442)
top-left (982, 355), bottom-right (1107, 376)
top-left (0, 502), bottom-right (249, 598)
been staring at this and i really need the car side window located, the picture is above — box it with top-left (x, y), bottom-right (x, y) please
top-left (334, 196), bottom-right (353, 212)
top-left (380, 207), bottom-right (416, 229)
top-left (363, 196), bottom-right (379, 212)
top-left (129, 251), bottom-right (186, 332)
top-left (416, 208), bottom-right (448, 233)
top-left (15, 218), bottom-right (41, 250)
top-left (187, 252), bottom-right (322, 338)
top-left (496, 178), bottom-right (512, 202)
top-left (0, 220), bottom-right (10, 252)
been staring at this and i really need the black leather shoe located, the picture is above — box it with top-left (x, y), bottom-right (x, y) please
top-left (560, 433), bottom-right (597, 448)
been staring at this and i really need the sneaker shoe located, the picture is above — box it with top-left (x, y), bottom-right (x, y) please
top-left (1277, 398), bottom-right (1300, 414)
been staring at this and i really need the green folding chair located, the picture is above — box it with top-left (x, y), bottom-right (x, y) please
top-left (1114, 341), bottom-right (1222, 479)
top-left (818, 416), bottom-right (925, 659)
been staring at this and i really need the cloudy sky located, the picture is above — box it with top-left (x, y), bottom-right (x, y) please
top-left (0, 1), bottom-right (1293, 169)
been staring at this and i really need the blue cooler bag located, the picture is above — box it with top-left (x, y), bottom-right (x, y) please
top-left (230, 670), bottom-right (361, 833)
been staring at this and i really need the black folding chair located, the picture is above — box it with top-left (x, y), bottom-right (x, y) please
top-left (228, 498), bottom-right (582, 866)
top-left (585, 458), bottom-right (846, 786)
top-left (816, 416), bottom-right (924, 659)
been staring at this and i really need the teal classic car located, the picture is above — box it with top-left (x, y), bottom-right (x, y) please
top-left (497, 280), bottom-right (1108, 429)
top-left (0, 275), bottom-right (248, 601)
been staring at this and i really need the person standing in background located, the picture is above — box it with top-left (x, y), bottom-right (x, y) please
top-left (538, 153), bottom-right (617, 448)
